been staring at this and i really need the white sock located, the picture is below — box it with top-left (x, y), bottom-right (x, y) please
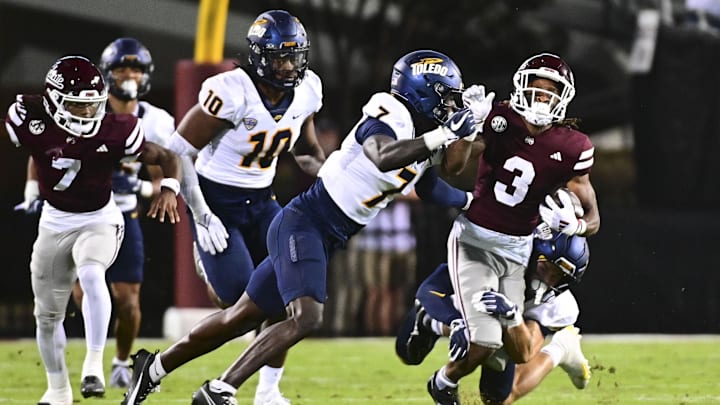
top-left (210, 379), bottom-right (237, 395)
top-left (36, 318), bottom-right (67, 374)
top-left (435, 366), bottom-right (457, 390)
top-left (541, 343), bottom-right (564, 367)
top-left (256, 365), bottom-right (284, 393)
top-left (113, 356), bottom-right (131, 367)
top-left (77, 263), bottom-right (112, 352)
top-left (431, 319), bottom-right (444, 336)
top-left (149, 356), bottom-right (167, 383)
top-left (47, 371), bottom-right (70, 390)
top-left (82, 348), bottom-right (105, 382)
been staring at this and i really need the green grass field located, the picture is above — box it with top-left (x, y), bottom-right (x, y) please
top-left (1, 336), bottom-right (719, 404)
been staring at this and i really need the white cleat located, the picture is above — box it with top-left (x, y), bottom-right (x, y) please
top-left (254, 389), bottom-right (291, 405)
top-left (552, 326), bottom-right (591, 389)
top-left (110, 363), bottom-right (132, 388)
top-left (37, 386), bottom-right (73, 405)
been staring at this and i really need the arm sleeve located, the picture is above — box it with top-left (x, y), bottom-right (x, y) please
top-left (414, 167), bottom-right (469, 208)
top-left (355, 117), bottom-right (397, 144)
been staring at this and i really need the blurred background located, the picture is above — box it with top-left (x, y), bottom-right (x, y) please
top-left (1, 0), bottom-right (719, 338)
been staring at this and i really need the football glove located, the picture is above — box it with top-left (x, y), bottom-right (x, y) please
top-left (421, 108), bottom-right (479, 151)
top-left (539, 189), bottom-right (587, 235)
top-left (448, 319), bottom-right (470, 362)
top-left (14, 179), bottom-right (43, 215)
top-left (472, 290), bottom-right (522, 328)
top-left (461, 84), bottom-right (495, 141)
top-left (195, 212), bottom-right (229, 255)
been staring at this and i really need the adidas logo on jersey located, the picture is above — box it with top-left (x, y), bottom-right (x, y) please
top-left (550, 152), bottom-right (562, 161)
top-left (96, 144), bottom-right (109, 152)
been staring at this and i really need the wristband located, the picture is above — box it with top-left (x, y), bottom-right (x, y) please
top-left (503, 310), bottom-right (523, 329)
top-left (138, 180), bottom-right (154, 198)
top-left (160, 178), bottom-right (181, 196)
top-left (422, 127), bottom-right (451, 151)
top-left (576, 219), bottom-right (588, 235)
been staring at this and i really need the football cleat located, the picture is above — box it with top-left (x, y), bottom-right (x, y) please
top-left (80, 375), bottom-right (105, 398)
top-left (552, 326), bottom-right (592, 389)
top-left (192, 381), bottom-right (238, 405)
top-left (254, 388), bottom-right (291, 405)
top-left (110, 363), bottom-right (132, 388)
top-left (427, 371), bottom-right (461, 405)
top-left (121, 349), bottom-right (160, 405)
top-left (406, 301), bottom-right (440, 364)
top-left (37, 386), bottom-right (73, 405)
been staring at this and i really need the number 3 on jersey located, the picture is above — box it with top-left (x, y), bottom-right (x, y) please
top-left (494, 156), bottom-right (535, 207)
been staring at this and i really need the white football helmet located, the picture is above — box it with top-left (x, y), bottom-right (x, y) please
top-left (510, 53), bottom-right (575, 126)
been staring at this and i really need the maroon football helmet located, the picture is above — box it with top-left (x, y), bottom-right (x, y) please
top-left (510, 53), bottom-right (575, 126)
top-left (43, 55), bottom-right (108, 137)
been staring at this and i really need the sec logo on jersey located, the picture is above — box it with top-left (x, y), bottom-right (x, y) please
top-left (29, 120), bottom-right (45, 135)
top-left (491, 115), bottom-right (507, 133)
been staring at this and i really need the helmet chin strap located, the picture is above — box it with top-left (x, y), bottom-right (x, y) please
top-left (530, 278), bottom-right (549, 305)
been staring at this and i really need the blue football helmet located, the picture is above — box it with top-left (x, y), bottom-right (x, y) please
top-left (390, 50), bottom-right (464, 124)
top-left (247, 10), bottom-right (309, 90)
top-left (98, 37), bottom-right (154, 101)
top-left (527, 229), bottom-right (589, 302)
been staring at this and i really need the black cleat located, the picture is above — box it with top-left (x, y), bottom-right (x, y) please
top-left (191, 381), bottom-right (238, 405)
top-left (427, 371), bottom-right (461, 405)
top-left (406, 301), bottom-right (440, 364)
top-left (80, 375), bottom-right (105, 398)
top-left (121, 349), bottom-right (160, 405)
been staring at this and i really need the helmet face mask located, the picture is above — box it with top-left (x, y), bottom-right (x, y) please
top-left (390, 50), bottom-right (464, 125)
top-left (43, 56), bottom-right (107, 138)
top-left (247, 10), bottom-right (309, 90)
top-left (99, 38), bottom-right (154, 101)
top-left (510, 53), bottom-right (575, 126)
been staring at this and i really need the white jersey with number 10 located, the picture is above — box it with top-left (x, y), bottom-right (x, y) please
top-left (194, 68), bottom-right (323, 189)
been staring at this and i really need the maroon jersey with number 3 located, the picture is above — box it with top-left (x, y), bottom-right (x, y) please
top-left (465, 103), bottom-right (594, 236)
top-left (5, 95), bottom-right (145, 212)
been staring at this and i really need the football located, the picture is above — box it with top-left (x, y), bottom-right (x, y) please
top-left (553, 187), bottom-right (584, 218)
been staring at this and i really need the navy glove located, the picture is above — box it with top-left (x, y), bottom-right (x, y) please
top-left (472, 290), bottom-right (522, 328)
top-left (444, 108), bottom-right (478, 140)
top-left (448, 319), bottom-right (470, 362)
top-left (111, 170), bottom-right (141, 194)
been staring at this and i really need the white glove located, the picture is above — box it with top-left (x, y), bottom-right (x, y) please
top-left (14, 180), bottom-right (42, 214)
top-left (195, 212), bottom-right (229, 255)
top-left (461, 84), bottom-right (495, 141)
top-left (539, 189), bottom-right (587, 235)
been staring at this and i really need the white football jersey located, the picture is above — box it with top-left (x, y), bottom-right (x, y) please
top-left (319, 92), bottom-right (432, 225)
top-left (523, 290), bottom-right (580, 330)
top-left (194, 68), bottom-right (323, 188)
top-left (113, 101), bottom-right (175, 212)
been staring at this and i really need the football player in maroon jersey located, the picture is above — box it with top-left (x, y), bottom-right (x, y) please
top-left (4, 55), bottom-right (181, 405)
top-left (427, 53), bottom-right (600, 405)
